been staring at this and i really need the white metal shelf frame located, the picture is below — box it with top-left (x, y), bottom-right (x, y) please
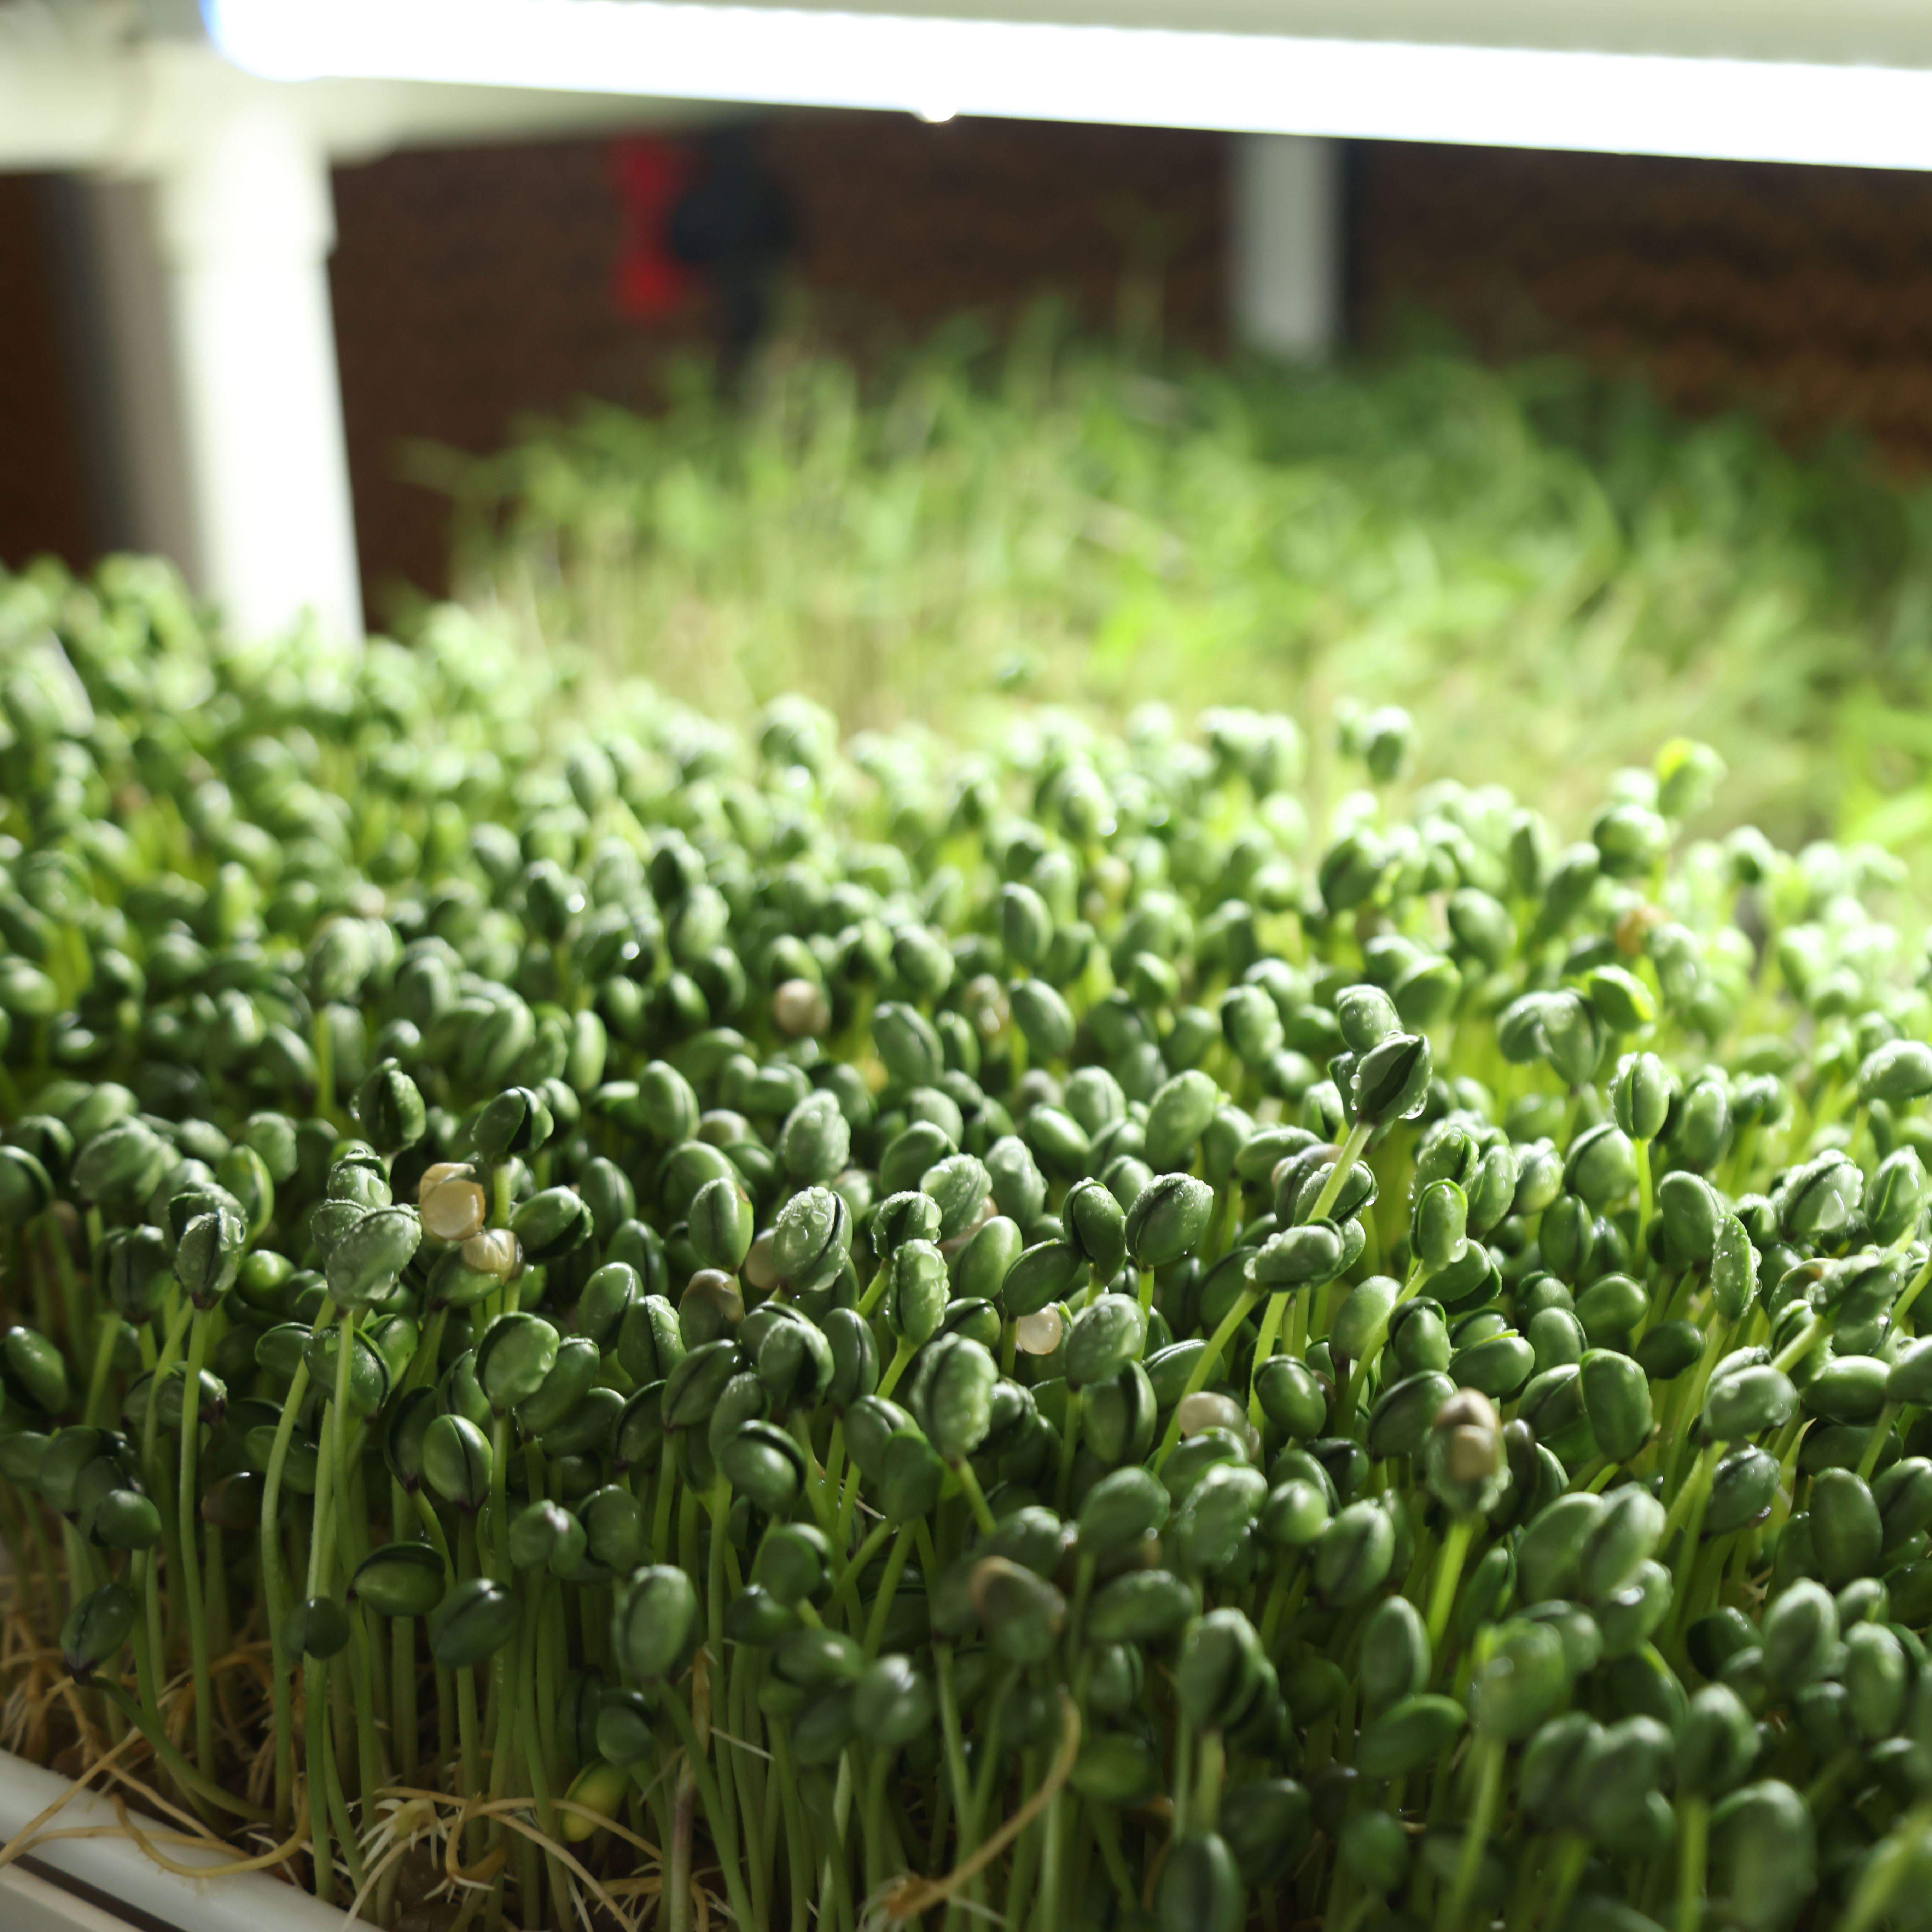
top-left (211, 0), bottom-right (1932, 173)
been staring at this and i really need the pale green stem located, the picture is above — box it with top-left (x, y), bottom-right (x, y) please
top-left (1675, 1794), bottom-right (1709, 1932)
top-left (1440, 1735), bottom-right (1505, 1932)
top-left (663, 1687), bottom-right (760, 1932)
top-left (1149, 1286), bottom-right (1264, 1472)
top-left (1308, 1119), bottom-right (1374, 1224)
top-left (176, 1303), bottom-right (217, 1783)
top-left (952, 1456), bottom-right (999, 1537)
top-left (1425, 1515), bottom-right (1478, 1654)
top-left (1634, 1136), bottom-right (1654, 1257)
top-left (1857, 1401), bottom-right (1900, 1482)
top-left (877, 1337), bottom-right (917, 1401)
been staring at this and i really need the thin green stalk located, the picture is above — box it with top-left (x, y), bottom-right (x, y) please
top-left (663, 1684), bottom-right (760, 1932)
top-left (1005, 1745), bottom-right (1044, 1931)
top-left (389, 1477), bottom-right (420, 1783)
top-left (412, 1488), bottom-right (455, 1575)
top-left (1193, 1730), bottom-right (1225, 1832)
top-left (19, 1494), bottom-right (66, 1635)
top-left (935, 1641), bottom-right (973, 1839)
top-left (1673, 1792), bottom-right (1709, 1932)
top-left (176, 1303), bottom-right (217, 1783)
top-left (347, 1601), bottom-right (385, 1809)
top-left (454, 1513), bottom-right (485, 1862)
top-left (21, 1219), bottom-right (57, 1339)
top-left (306, 1655), bottom-right (336, 1904)
top-left (322, 1304), bottom-right (387, 1826)
top-left (321, 1694), bottom-right (368, 1896)
top-left (1036, 1786), bottom-right (1070, 1932)
top-left (1310, 1120), bottom-right (1374, 1222)
top-left (1545, 1832), bottom-right (1591, 1928)
top-left (786, 1411), bottom-right (838, 1534)
top-left (1258, 1553), bottom-right (1307, 1654)
top-left (1770, 1313), bottom-right (1826, 1374)
top-left (1089, 1799), bottom-right (1135, 1904)
top-left (313, 1005), bottom-right (337, 1124)
top-left (863, 1522), bottom-right (919, 1659)
top-left (855, 1260), bottom-right (890, 1320)
top-left (1634, 1135), bottom-right (1654, 1255)
top-left (833, 1459), bottom-right (866, 1554)
top-left (1663, 1440), bottom-right (1721, 1540)
top-left (402, 1306), bottom-right (449, 1396)
top-left (862, 1744), bottom-right (892, 1898)
top-left (516, 1588), bottom-right (569, 1932)
top-left (533, 1570), bottom-right (562, 1794)
top-left (822, 1416), bottom-right (846, 1502)
top-left (926, 1769), bottom-right (952, 1880)
top-left (878, 1337), bottom-right (918, 1401)
top-left (1150, 1286), bottom-right (1263, 1472)
top-left (42, 1209), bottom-right (89, 1368)
top-left (482, 1625), bottom-right (521, 1932)
top-left (707, 1474), bottom-right (729, 1683)
top-left (966, 1666), bottom-right (1020, 1849)
top-left (651, 1454), bottom-right (677, 1563)
top-left (771, 1727), bottom-right (815, 1932)
top-left (665, 1749), bottom-right (694, 1932)
top-left (734, 1653), bottom-right (773, 1931)
top-left (126, 1546), bottom-right (162, 1720)
top-left (1837, 1802), bottom-right (1932, 1932)
top-left (1335, 1258), bottom-right (1432, 1435)
top-left (1892, 1251), bottom-right (1932, 1334)
top-left (1857, 1401), bottom-right (1901, 1481)
top-left (488, 1410), bottom-right (512, 1581)
top-left (1425, 1515), bottom-right (1478, 1654)
top-left (261, 1311), bottom-right (327, 1829)
top-left (1246, 1290), bottom-right (1292, 1428)
top-left (140, 1294), bottom-right (194, 1668)
top-left (828, 1515), bottom-right (896, 1610)
top-left (816, 1764), bottom-right (858, 1932)
top-left (1441, 1735), bottom-right (1505, 1932)
top-left (301, 1312), bottom-right (353, 1902)
top-left (82, 1308), bottom-right (120, 1428)
top-left (1661, 1317), bottom-right (1733, 1502)
top-left (1053, 1386), bottom-right (1082, 1514)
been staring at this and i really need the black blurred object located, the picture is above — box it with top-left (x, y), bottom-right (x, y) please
top-left (667, 127), bottom-right (796, 376)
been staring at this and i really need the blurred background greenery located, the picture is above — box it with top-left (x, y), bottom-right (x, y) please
top-left (434, 309), bottom-right (1932, 855)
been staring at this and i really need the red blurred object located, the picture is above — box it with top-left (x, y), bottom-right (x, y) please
top-left (610, 134), bottom-right (698, 316)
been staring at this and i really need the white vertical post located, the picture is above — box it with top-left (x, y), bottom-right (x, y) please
top-left (1231, 134), bottom-right (1342, 361)
top-left (152, 101), bottom-right (362, 640)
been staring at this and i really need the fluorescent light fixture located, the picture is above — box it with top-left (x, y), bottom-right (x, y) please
top-left (207, 0), bottom-right (1932, 172)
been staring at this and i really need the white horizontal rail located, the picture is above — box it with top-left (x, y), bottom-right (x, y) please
top-left (0, 7), bottom-right (671, 175)
top-left (209, 0), bottom-right (1932, 172)
top-left (1, 1862), bottom-right (149, 1932)
top-left (0, 1747), bottom-right (349, 1932)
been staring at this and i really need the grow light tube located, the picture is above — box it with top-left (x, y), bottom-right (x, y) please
top-left (205, 0), bottom-right (1932, 172)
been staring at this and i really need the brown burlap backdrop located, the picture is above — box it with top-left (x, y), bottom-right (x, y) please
top-left (327, 115), bottom-right (1227, 615)
top-left (0, 177), bottom-right (93, 574)
top-left (1360, 142), bottom-right (1932, 465)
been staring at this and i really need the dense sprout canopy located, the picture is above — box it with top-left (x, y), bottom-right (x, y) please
top-left (2, 553), bottom-right (1932, 1932)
